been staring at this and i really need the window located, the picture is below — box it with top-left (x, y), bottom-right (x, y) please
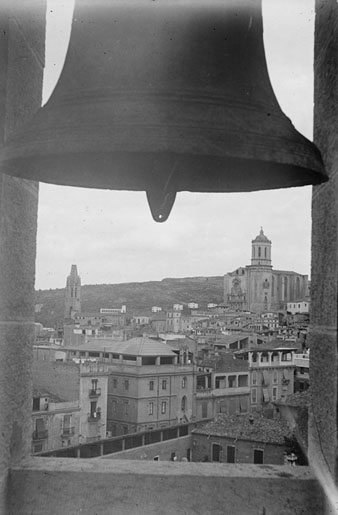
top-left (251, 388), bottom-right (257, 404)
top-left (272, 386), bottom-right (278, 401)
top-left (91, 379), bottom-right (98, 391)
top-left (111, 399), bottom-right (117, 413)
top-left (33, 397), bottom-right (40, 411)
top-left (124, 401), bottom-right (129, 416)
top-left (182, 377), bottom-right (186, 388)
top-left (273, 371), bottom-right (278, 384)
top-left (113, 378), bottom-right (117, 388)
top-left (252, 371), bottom-right (257, 386)
top-left (181, 396), bottom-right (187, 412)
top-left (228, 375), bottom-right (236, 388)
top-left (161, 401), bottom-right (167, 414)
top-left (254, 449), bottom-right (264, 464)
top-left (226, 445), bottom-right (236, 463)
top-left (148, 402), bottom-right (154, 415)
top-left (149, 380), bottom-right (154, 391)
top-left (201, 401), bottom-right (208, 418)
top-left (162, 379), bottom-right (167, 390)
top-left (90, 401), bottom-right (97, 417)
top-left (124, 379), bottom-right (129, 391)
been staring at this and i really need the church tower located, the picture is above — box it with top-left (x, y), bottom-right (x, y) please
top-left (64, 264), bottom-right (81, 320)
top-left (251, 227), bottom-right (272, 267)
top-left (246, 228), bottom-right (273, 313)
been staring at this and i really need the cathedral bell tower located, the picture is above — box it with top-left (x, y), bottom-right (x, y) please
top-left (64, 264), bottom-right (81, 321)
top-left (251, 227), bottom-right (272, 267)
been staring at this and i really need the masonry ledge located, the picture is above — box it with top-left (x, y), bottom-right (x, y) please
top-left (11, 457), bottom-right (316, 477)
top-left (9, 459), bottom-right (325, 515)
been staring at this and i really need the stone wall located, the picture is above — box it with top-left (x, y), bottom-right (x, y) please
top-left (0, 3), bottom-right (45, 513)
top-left (309, 0), bottom-right (338, 494)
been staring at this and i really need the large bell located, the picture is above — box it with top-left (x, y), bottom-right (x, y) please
top-left (0, 0), bottom-right (327, 222)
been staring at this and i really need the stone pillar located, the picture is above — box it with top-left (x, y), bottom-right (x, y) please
top-left (310, 1), bottom-right (338, 503)
top-left (0, 3), bottom-right (45, 513)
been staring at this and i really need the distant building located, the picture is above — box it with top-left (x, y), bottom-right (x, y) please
top-left (294, 350), bottom-right (310, 392)
top-left (173, 304), bottom-right (184, 311)
top-left (100, 305), bottom-right (126, 314)
top-left (151, 306), bottom-right (162, 313)
top-left (166, 310), bottom-right (181, 333)
top-left (31, 359), bottom-right (108, 453)
top-left (287, 301), bottom-right (310, 315)
top-left (64, 264), bottom-right (81, 320)
top-left (64, 337), bottom-right (194, 436)
top-left (196, 355), bottom-right (250, 420)
top-left (188, 302), bottom-right (198, 309)
top-left (224, 228), bottom-right (308, 313)
top-left (235, 343), bottom-right (296, 409)
top-left (191, 412), bottom-right (294, 465)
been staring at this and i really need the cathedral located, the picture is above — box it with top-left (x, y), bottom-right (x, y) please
top-left (223, 229), bottom-right (309, 313)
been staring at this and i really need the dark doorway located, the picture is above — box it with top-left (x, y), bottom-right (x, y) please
top-left (254, 449), bottom-right (264, 464)
top-left (212, 443), bottom-right (222, 462)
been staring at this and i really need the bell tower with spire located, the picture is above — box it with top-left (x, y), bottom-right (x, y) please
top-left (64, 264), bottom-right (81, 321)
top-left (251, 227), bottom-right (272, 267)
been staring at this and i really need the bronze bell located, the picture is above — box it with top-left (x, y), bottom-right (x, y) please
top-left (0, 0), bottom-right (327, 222)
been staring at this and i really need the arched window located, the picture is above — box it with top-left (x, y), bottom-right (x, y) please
top-left (182, 377), bottom-right (187, 388)
top-left (181, 396), bottom-right (187, 411)
top-left (264, 247), bottom-right (267, 258)
top-left (258, 247), bottom-right (261, 257)
top-left (272, 275), bottom-right (275, 295)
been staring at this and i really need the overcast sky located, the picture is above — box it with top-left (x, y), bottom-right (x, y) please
top-left (35, 0), bottom-right (315, 290)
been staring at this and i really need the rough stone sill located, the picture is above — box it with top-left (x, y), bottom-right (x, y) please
top-left (13, 457), bottom-right (315, 479)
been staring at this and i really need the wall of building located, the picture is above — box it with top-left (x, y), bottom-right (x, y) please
top-left (102, 435), bottom-right (192, 461)
top-left (191, 433), bottom-right (287, 465)
top-left (32, 403), bottom-right (80, 454)
top-left (107, 363), bottom-right (194, 435)
top-left (79, 367), bottom-right (108, 443)
top-left (32, 360), bottom-right (80, 402)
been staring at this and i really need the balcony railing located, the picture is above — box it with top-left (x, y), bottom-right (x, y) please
top-left (88, 411), bottom-right (101, 422)
top-left (89, 388), bottom-right (101, 397)
top-left (32, 429), bottom-right (48, 440)
top-left (61, 427), bottom-right (75, 437)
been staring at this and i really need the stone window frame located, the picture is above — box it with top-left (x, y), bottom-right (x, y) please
top-left (0, 3), bottom-right (336, 512)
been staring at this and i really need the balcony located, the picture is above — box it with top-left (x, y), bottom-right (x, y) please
top-left (61, 427), bottom-right (75, 437)
top-left (88, 411), bottom-right (101, 422)
top-left (32, 429), bottom-right (48, 440)
top-left (89, 388), bottom-right (101, 398)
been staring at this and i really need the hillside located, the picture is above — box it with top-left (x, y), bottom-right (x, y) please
top-left (35, 276), bottom-right (224, 328)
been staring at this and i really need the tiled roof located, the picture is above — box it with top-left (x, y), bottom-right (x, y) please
top-left (200, 353), bottom-right (249, 372)
top-left (67, 337), bottom-right (176, 356)
top-left (278, 390), bottom-right (312, 408)
top-left (192, 413), bottom-right (293, 445)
